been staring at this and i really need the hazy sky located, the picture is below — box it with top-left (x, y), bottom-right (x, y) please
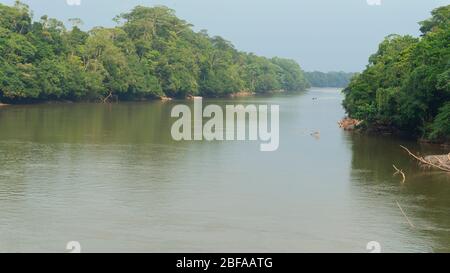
top-left (1, 0), bottom-right (449, 72)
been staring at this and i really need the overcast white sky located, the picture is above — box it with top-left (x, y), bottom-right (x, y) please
top-left (1, 0), bottom-right (449, 72)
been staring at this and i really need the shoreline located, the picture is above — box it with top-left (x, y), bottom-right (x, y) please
top-left (0, 89), bottom-right (305, 106)
top-left (339, 118), bottom-right (450, 148)
top-left (228, 91), bottom-right (256, 98)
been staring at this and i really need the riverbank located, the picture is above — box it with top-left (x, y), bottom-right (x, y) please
top-left (339, 117), bottom-right (450, 148)
top-left (0, 89), bottom-right (300, 105)
top-left (0, 4), bottom-right (311, 109)
top-left (229, 91), bottom-right (256, 98)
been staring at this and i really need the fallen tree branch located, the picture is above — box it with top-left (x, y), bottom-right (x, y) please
top-left (434, 156), bottom-right (446, 166)
top-left (400, 145), bottom-right (450, 172)
top-left (338, 118), bottom-right (362, 131)
top-left (393, 165), bottom-right (406, 183)
top-left (396, 201), bottom-right (415, 228)
top-left (102, 92), bottom-right (113, 103)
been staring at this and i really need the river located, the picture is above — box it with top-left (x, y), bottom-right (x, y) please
top-left (0, 88), bottom-right (449, 252)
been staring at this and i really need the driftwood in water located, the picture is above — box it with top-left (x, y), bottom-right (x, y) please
top-left (338, 118), bottom-right (363, 131)
top-left (396, 201), bottom-right (415, 228)
top-left (424, 155), bottom-right (450, 168)
top-left (229, 91), bottom-right (255, 98)
top-left (159, 96), bottom-right (173, 101)
top-left (102, 92), bottom-right (113, 103)
top-left (393, 165), bottom-right (406, 183)
top-left (101, 92), bottom-right (119, 103)
top-left (400, 145), bottom-right (450, 172)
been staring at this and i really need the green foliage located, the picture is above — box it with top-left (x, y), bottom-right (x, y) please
top-left (0, 2), bottom-right (308, 103)
top-left (429, 102), bottom-right (450, 141)
top-left (419, 5), bottom-right (449, 35)
top-left (305, 71), bottom-right (354, 88)
top-left (343, 5), bottom-right (450, 140)
top-left (271, 57), bottom-right (310, 91)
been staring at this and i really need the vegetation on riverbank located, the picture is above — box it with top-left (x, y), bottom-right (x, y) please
top-left (343, 5), bottom-right (450, 142)
top-left (305, 71), bottom-right (354, 88)
top-left (0, 2), bottom-right (309, 104)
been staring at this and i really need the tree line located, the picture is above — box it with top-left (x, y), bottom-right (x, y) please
top-left (343, 5), bottom-right (449, 142)
top-left (0, 2), bottom-right (310, 103)
top-left (304, 71), bottom-right (354, 88)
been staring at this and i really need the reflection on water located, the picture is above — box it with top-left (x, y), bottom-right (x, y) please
top-left (0, 88), bottom-right (448, 252)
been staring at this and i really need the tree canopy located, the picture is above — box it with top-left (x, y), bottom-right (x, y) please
top-left (343, 5), bottom-right (450, 142)
top-left (0, 2), bottom-right (309, 103)
top-left (304, 71), bottom-right (355, 88)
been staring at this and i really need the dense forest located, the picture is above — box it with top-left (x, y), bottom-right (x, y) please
top-left (343, 5), bottom-right (450, 142)
top-left (304, 71), bottom-right (354, 88)
top-left (0, 2), bottom-right (310, 103)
